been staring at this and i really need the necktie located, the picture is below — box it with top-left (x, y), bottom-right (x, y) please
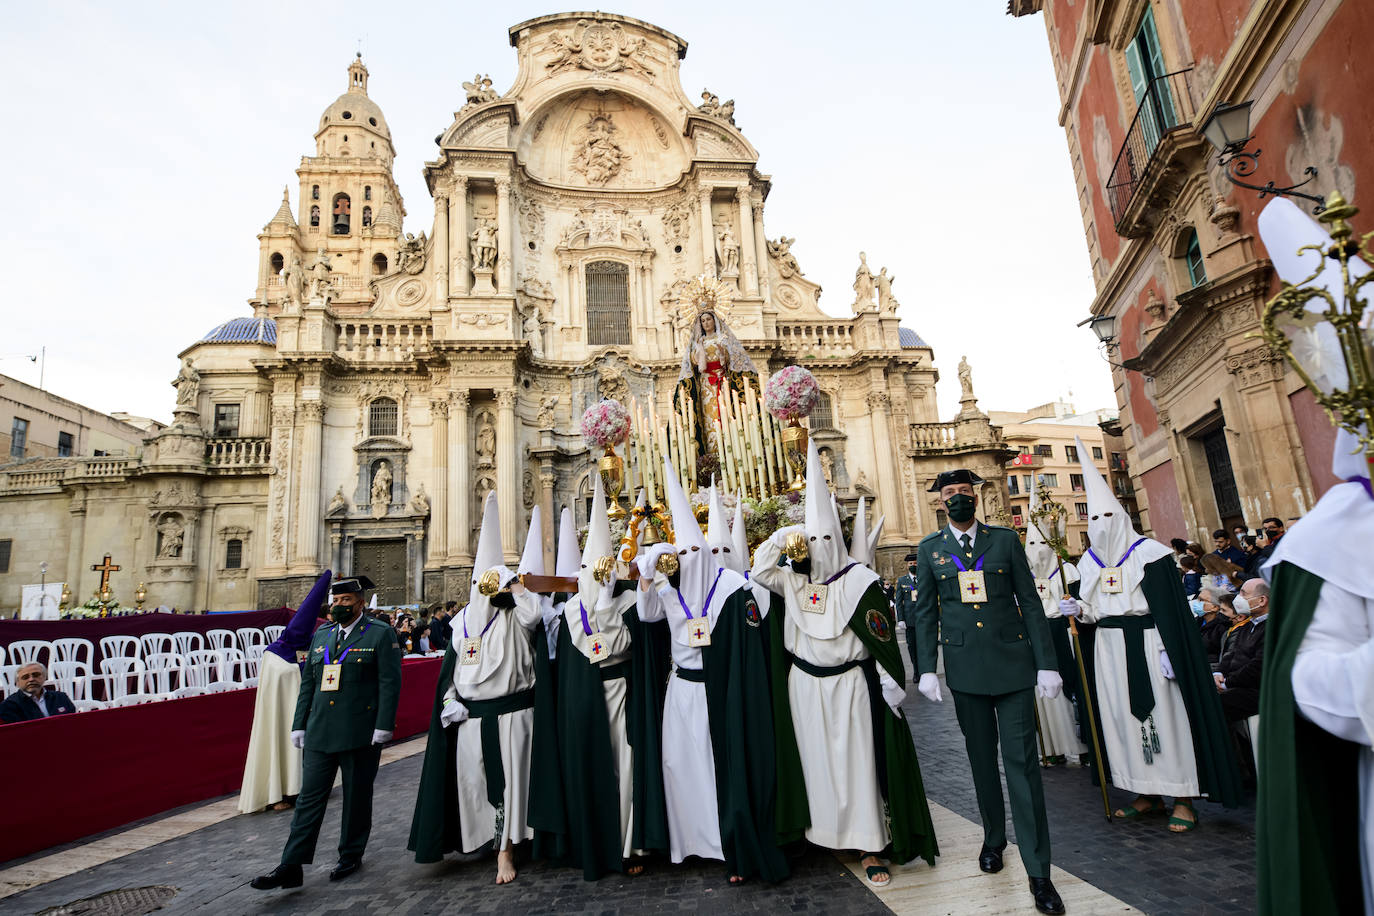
top-left (960, 534), bottom-right (972, 554)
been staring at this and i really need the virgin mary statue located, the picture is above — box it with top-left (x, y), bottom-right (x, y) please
top-left (673, 276), bottom-right (757, 476)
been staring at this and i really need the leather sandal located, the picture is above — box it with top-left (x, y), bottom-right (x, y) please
top-left (1113, 797), bottom-right (1166, 819)
top-left (1168, 801), bottom-right (1199, 833)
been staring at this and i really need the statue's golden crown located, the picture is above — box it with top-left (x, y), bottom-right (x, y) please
top-left (678, 274), bottom-right (734, 324)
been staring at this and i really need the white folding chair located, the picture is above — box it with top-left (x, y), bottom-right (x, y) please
top-left (74, 699), bottom-right (107, 712)
top-left (264, 625), bottom-right (285, 643)
top-left (0, 644), bottom-right (7, 667)
top-left (205, 681), bottom-right (241, 694)
top-left (172, 685), bottom-right (208, 699)
top-left (236, 627), bottom-right (267, 653)
top-left (49, 661), bottom-right (92, 701)
top-left (173, 632), bottom-right (204, 656)
top-left (243, 644), bottom-right (265, 677)
top-left (52, 638), bottom-right (95, 668)
top-left (108, 694), bottom-right (146, 708)
top-left (143, 653), bottom-right (187, 694)
top-left (244, 676), bottom-right (259, 687)
top-left (185, 649), bottom-right (221, 687)
top-left (215, 647), bottom-right (249, 684)
top-left (0, 664), bottom-right (18, 694)
top-left (99, 635), bottom-right (140, 664)
top-left (139, 633), bottom-right (175, 660)
top-left (205, 628), bottom-right (236, 651)
top-left (7, 640), bottom-right (52, 668)
top-left (98, 657), bottom-right (146, 700)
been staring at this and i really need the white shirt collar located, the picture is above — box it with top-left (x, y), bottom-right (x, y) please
top-left (947, 523), bottom-right (977, 549)
top-left (30, 691), bottom-right (49, 716)
top-left (1251, 612), bottom-right (1269, 626)
top-left (337, 613), bottom-right (365, 641)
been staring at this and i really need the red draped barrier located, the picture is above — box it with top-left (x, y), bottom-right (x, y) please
top-left (0, 655), bottom-right (441, 864)
top-left (0, 609), bottom-right (294, 672)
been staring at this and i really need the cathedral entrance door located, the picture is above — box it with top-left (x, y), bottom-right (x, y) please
top-left (352, 538), bottom-right (407, 606)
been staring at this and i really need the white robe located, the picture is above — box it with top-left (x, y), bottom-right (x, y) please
top-left (1032, 576), bottom-right (1087, 760)
top-left (1291, 579), bottom-right (1374, 913)
top-left (237, 651), bottom-right (302, 814)
top-left (752, 534), bottom-right (889, 853)
top-left (1077, 573), bottom-right (1200, 797)
top-left (446, 590), bottom-right (541, 852)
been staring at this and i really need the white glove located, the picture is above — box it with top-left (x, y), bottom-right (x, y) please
top-left (1159, 649), bottom-right (1175, 680)
top-left (637, 543), bottom-right (677, 580)
top-left (598, 577), bottom-right (617, 609)
top-left (488, 564), bottom-right (518, 590)
top-left (917, 672), bottom-right (942, 703)
top-left (1036, 669), bottom-right (1063, 699)
top-left (1058, 598), bottom-right (1081, 618)
top-left (878, 669), bottom-right (906, 715)
top-left (440, 697), bottom-right (469, 726)
top-left (371, 729), bottom-right (393, 745)
top-left (290, 730), bottom-right (305, 749)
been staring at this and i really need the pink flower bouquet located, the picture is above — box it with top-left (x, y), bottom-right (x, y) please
top-left (580, 399), bottom-right (631, 451)
top-left (764, 366), bottom-right (821, 421)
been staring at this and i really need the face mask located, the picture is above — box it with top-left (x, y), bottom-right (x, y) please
top-left (1189, 599), bottom-right (1206, 617)
top-left (945, 493), bottom-right (977, 524)
top-left (329, 603), bottom-right (356, 624)
top-left (908, 566), bottom-right (918, 578)
top-left (1233, 595), bottom-right (1252, 616)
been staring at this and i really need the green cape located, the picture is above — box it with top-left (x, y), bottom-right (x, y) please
top-left (762, 591), bottom-right (811, 845)
top-left (1078, 555), bottom-right (1241, 807)
top-left (1256, 563), bottom-right (1363, 914)
top-left (701, 587), bottom-right (790, 882)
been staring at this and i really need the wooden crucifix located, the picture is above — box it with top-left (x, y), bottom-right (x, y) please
top-left (91, 555), bottom-right (121, 592)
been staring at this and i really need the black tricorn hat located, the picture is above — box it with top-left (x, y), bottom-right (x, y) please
top-left (903, 552), bottom-right (920, 562)
top-left (928, 469), bottom-right (985, 492)
top-left (330, 575), bottom-right (376, 595)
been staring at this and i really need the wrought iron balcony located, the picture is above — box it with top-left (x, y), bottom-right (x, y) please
top-left (1105, 68), bottom-right (1204, 237)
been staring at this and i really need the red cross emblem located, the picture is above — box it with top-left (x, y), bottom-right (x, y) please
top-left (807, 592), bottom-right (823, 606)
top-left (966, 582), bottom-right (980, 596)
top-left (1105, 575), bottom-right (1118, 588)
top-left (324, 670), bottom-right (338, 687)
top-left (693, 625), bottom-right (706, 640)
top-left (465, 645), bottom-right (479, 659)
top-left (591, 640), bottom-right (603, 654)
top-left (1036, 582), bottom-right (1047, 594)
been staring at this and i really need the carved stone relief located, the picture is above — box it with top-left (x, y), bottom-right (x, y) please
top-left (543, 19), bottom-right (659, 78)
top-left (571, 113), bottom-right (631, 184)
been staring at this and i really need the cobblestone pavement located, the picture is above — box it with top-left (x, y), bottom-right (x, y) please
top-left (5, 645), bottom-right (1255, 915)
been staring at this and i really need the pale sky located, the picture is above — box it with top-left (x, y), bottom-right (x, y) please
top-left (2, 1), bottom-right (1113, 424)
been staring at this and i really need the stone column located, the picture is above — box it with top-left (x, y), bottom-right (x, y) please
top-left (450, 176), bottom-right (469, 295)
top-left (736, 187), bottom-right (758, 296)
top-left (540, 468), bottom-right (556, 571)
top-left (433, 192), bottom-right (450, 304)
top-left (698, 186), bottom-right (715, 277)
top-left (292, 399), bottom-right (325, 566)
top-left (867, 392), bottom-right (906, 540)
top-left (264, 402), bottom-right (296, 573)
top-left (751, 193), bottom-right (770, 302)
top-left (429, 396), bottom-right (449, 561)
top-left (496, 178), bottom-right (514, 295)
top-left (449, 391), bottom-right (471, 562)
top-left (67, 489), bottom-right (87, 598)
top-left (496, 389), bottom-right (520, 560)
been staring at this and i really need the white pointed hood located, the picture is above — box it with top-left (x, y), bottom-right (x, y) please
top-left (577, 472), bottom-right (613, 612)
top-left (519, 505), bottom-right (545, 577)
top-left (849, 497), bottom-right (875, 567)
top-left (555, 507), bottom-right (579, 579)
top-left (664, 457), bottom-right (717, 612)
top-left (1024, 481), bottom-right (1059, 580)
top-left (726, 500), bottom-right (749, 576)
top-left (470, 492), bottom-right (504, 605)
top-left (804, 437), bottom-right (848, 580)
top-left (458, 491), bottom-right (508, 684)
top-left (867, 513), bottom-right (885, 561)
top-left (706, 481), bottom-right (734, 568)
top-left (1076, 435), bottom-right (1170, 607)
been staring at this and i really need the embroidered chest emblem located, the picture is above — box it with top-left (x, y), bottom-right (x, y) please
top-left (687, 620), bottom-right (711, 647)
top-left (865, 608), bottom-right (892, 642)
top-left (744, 599), bottom-right (762, 627)
top-left (802, 582), bottom-right (828, 613)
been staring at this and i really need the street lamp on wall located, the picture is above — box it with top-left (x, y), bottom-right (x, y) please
top-left (1078, 312), bottom-right (1135, 372)
top-left (1201, 100), bottom-right (1326, 212)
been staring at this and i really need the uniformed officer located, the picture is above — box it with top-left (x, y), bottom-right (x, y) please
top-left (910, 469), bottom-right (1066, 916)
top-left (894, 552), bottom-right (920, 667)
top-left (252, 575), bottom-right (403, 890)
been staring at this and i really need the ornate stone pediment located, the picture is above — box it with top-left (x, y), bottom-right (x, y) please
top-left (686, 116), bottom-right (757, 162)
top-left (442, 102), bottom-right (518, 149)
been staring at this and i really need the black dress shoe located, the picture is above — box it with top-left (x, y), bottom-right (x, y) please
top-left (250, 864), bottom-right (303, 890)
top-left (329, 859), bottom-right (361, 881)
top-left (978, 843), bottom-right (1005, 873)
top-left (1030, 876), bottom-right (1066, 915)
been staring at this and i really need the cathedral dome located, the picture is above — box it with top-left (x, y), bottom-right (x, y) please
top-left (202, 316), bottom-right (277, 345)
top-left (318, 54), bottom-right (390, 142)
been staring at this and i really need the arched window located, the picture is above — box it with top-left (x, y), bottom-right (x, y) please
top-left (269, 252), bottom-right (284, 275)
top-left (332, 193), bottom-right (351, 235)
top-left (362, 206), bottom-right (372, 227)
top-left (309, 205), bottom-right (320, 227)
top-left (225, 539), bottom-right (243, 570)
top-left (810, 392), bottom-right (835, 429)
top-left (364, 186), bottom-right (372, 201)
top-left (369, 397), bottom-right (398, 437)
top-left (1184, 229), bottom-right (1206, 288)
top-left (372, 253), bottom-right (388, 275)
top-left (586, 261), bottom-right (630, 346)
top-left (311, 184), bottom-right (320, 201)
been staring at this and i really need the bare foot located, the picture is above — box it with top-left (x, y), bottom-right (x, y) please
top-left (495, 849), bottom-right (517, 884)
top-left (626, 860), bottom-right (646, 876)
top-left (271, 801), bottom-right (293, 811)
top-left (860, 854), bottom-right (890, 886)
top-left (728, 874), bottom-right (745, 885)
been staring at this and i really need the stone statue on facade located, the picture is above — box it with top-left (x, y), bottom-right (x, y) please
top-left (698, 90), bottom-right (736, 125)
top-left (571, 114), bottom-right (629, 185)
top-left (282, 254), bottom-right (305, 308)
top-left (307, 246), bottom-right (334, 303)
top-left (410, 484), bottom-right (431, 516)
top-left (173, 358), bottom-right (200, 406)
top-left (470, 219), bottom-right (498, 271)
top-left (462, 73), bottom-right (498, 106)
top-left (820, 448), bottom-right (835, 487)
top-left (958, 355), bottom-right (976, 401)
top-left (397, 232), bottom-right (427, 273)
top-left (875, 267), bottom-right (900, 315)
top-left (852, 252), bottom-right (875, 312)
top-left (714, 222), bottom-right (740, 276)
top-left (157, 517), bottom-right (184, 559)
top-left (326, 486), bottom-right (349, 517)
top-left (536, 396), bottom-right (558, 430)
top-left (371, 461), bottom-right (393, 517)
top-left (520, 303), bottom-right (545, 357)
top-left (475, 416), bottom-right (496, 468)
top-left (767, 237), bottom-right (802, 278)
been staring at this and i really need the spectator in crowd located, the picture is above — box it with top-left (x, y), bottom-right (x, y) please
top-left (1201, 552), bottom-right (1245, 591)
top-left (1212, 529), bottom-right (1249, 568)
top-left (413, 612), bottom-right (431, 654)
top-left (0, 663), bottom-right (74, 723)
top-left (1244, 517), bottom-right (1286, 576)
top-left (1231, 524), bottom-right (1250, 545)
top-left (1195, 586), bottom-right (1233, 665)
top-left (441, 601), bottom-right (457, 645)
top-left (1179, 555), bottom-right (1202, 598)
top-left (1214, 591), bottom-right (1246, 671)
top-left (1214, 579), bottom-right (1270, 723)
top-left (426, 603), bottom-right (449, 651)
top-left (395, 614), bottom-right (417, 654)
top-left (1185, 542), bottom-right (1207, 564)
top-left (1170, 538), bottom-right (1190, 563)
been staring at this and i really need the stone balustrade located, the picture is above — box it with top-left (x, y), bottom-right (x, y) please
top-left (205, 437), bottom-right (271, 470)
top-left (336, 321), bottom-right (433, 362)
top-left (910, 422), bottom-right (959, 452)
top-left (1, 467), bottom-right (65, 492)
top-left (775, 320), bottom-right (856, 355)
top-left (72, 457), bottom-right (138, 478)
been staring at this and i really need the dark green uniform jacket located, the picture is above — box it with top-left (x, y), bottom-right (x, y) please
top-left (527, 596), bottom-right (671, 881)
top-left (294, 616), bottom-right (402, 753)
top-left (768, 577), bottom-right (940, 866)
top-left (701, 588), bottom-right (789, 883)
top-left (1077, 555), bottom-right (1242, 808)
top-left (911, 523), bottom-right (1057, 694)
top-left (1256, 563), bottom-right (1364, 914)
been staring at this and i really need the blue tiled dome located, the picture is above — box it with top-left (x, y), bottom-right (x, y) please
top-left (898, 327), bottom-right (928, 348)
top-left (202, 316), bottom-right (278, 344)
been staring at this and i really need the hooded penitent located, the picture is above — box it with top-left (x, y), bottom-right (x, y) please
top-left (728, 501), bottom-right (750, 576)
top-left (266, 569), bottom-right (331, 662)
top-left (577, 471), bottom-right (614, 615)
top-left (804, 438), bottom-right (849, 581)
top-left (849, 497), bottom-right (885, 568)
top-left (456, 491), bottom-right (507, 686)
top-left (664, 459), bottom-right (723, 617)
top-left (1075, 435), bottom-right (1171, 608)
top-left (706, 482), bottom-right (738, 572)
top-left (1024, 483), bottom-right (1078, 608)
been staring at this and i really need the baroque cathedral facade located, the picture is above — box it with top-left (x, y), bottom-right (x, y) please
top-left (0, 13), bottom-right (1010, 611)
